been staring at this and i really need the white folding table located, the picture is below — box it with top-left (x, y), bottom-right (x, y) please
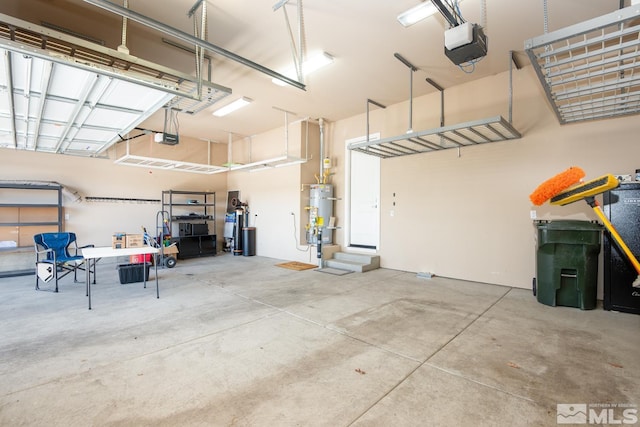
top-left (82, 246), bottom-right (159, 310)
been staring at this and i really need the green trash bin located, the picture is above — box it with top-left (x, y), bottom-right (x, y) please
top-left (536, 220), bottom-right (603, 310)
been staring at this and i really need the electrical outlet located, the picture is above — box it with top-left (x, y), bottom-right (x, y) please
top-left (65, 213), bottom-right (70, 220)
top-left (530, 210), bottom-right (537, 219)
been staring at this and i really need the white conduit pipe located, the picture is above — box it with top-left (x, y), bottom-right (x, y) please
top-left (319, 117), bottom-right (325, 177)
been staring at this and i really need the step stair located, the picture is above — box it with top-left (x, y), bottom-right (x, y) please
top-left (324, 252), bottom-right (380, 273)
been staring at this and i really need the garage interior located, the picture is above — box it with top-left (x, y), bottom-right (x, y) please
top-left (1, 0), bottom-right (639, 425)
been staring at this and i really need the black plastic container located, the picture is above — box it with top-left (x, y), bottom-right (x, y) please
top-left (243, 227), bottom-right (256, 256)
top-left (117, 263), bottom-right (151, 284)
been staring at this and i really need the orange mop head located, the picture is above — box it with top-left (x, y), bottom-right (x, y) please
top-left (529, 166), bottom-right (585, 206)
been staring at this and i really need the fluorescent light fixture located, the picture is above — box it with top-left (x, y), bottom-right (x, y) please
top-left (397, 1), bottom-right (438, 27)
top-left (212, 97), bottom-right (252, 117)
top-left (303, 52), bottom-right (334, 74)
top-left (274, 159), bottom-right (306, 168)
top-left (248, 165), bottom-right (275, 173)
top-left (272, 52), bottom-right (334, 86)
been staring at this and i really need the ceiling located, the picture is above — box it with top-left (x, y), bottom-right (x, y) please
top-left (0, 0), bottom-right (627, 149)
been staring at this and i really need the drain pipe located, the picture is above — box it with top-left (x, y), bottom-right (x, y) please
top-left (319, 117), bottom-right (325, 179)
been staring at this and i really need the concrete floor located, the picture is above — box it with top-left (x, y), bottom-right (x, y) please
top-left (0, 254), bottom-right (638, 426)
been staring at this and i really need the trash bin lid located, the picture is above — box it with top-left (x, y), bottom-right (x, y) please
top-left (536, 220), bottom-right (602, 231)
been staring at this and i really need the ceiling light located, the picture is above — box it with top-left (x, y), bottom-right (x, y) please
top-left (248, 165), bottom-right (274, 173)
top-left (397, 1), bottom-right (439, 27)
top-left (212, 97), bottom-right (252, 117)
top-left (272, 52), bottom-right (334, 86)
top-left (274, 159), bottom-right (306, 168)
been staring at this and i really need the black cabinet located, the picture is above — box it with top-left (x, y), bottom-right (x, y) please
top-left (171, 235), bottom-right (216, 259)
top-left (603, 183), bottom-right (640, 314)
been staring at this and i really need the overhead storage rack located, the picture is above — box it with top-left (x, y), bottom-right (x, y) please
top-left (349, 52), bottom-right (522, 158)
top-left (349, 115), bottom-right (521, 159)
top-left (525, 5), bottom-right (640, 125)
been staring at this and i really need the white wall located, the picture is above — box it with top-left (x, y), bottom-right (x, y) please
top-left (1, 136), bottom-right (228, 249)
top-left (225, 119), bottom-right (321, 264)
top-left (330, 65), bottom-right (640, 295)
top-left (3, 64), bottom-right (639, 297)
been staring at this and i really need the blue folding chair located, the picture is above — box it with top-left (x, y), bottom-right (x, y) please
top-left (34, 232), bottom-right (94, 292)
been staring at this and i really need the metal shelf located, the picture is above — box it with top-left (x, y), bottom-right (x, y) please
top-left (114, 154), bottom-right (228, 174)
top-left (0, 203), bottom-right (59, 208)
top-left (349, 116), bottom-right (521, 158)
top-left (162, 189), bottom-right (217, 258)
top-left (351, 53), bottom-right (522, 159)
top-left (0, 182), bottom-right (62, 276)
top-left (172, 215), bottom-right (213, 221)
top-left (1, 222), bottom-right (60, 226)
top-left (525, 5), bottom-right (640, 124)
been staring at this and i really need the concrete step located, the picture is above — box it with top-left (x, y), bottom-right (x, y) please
top-left (333, 252), bottom-right (380, 268)
top-left (325, 252), bottom-right (380, 273)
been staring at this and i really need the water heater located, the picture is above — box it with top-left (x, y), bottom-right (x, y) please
top-left (307, 184), bottom-right (334, 245)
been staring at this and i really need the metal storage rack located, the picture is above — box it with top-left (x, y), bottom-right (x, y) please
top-left (525, 5), bottom-right (640, 124)
top-left (350, 53), bottom-right (522, 159)
top-left (0, 182), bottom-right (62, 246)
top-left (161, 190), bottom-right (216, 259)
top-left (0, 182), bottom-right (63, 277)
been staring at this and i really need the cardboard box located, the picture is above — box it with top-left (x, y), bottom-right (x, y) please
top-left (162, 244), bottom-right (179, 255)
top-left (125, 234), bottom-right (144, 248)
top-left (112, 232), bottom-right (126, 249)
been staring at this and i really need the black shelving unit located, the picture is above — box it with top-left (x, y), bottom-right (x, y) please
top-left (162, 190), bottom-right (216, 259)
top-left (603, 182), bottom-right (640, 315)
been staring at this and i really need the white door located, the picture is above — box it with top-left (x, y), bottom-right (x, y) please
top-left (346, 139), bottom-right (380, 249)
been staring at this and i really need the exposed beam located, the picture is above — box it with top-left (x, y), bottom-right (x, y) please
top-left (3, 50), bottom-right (17, 148)
top-left (82, 0), bottom-right (306, 91)
top-left (31, 61), bottom-right (53, 151)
